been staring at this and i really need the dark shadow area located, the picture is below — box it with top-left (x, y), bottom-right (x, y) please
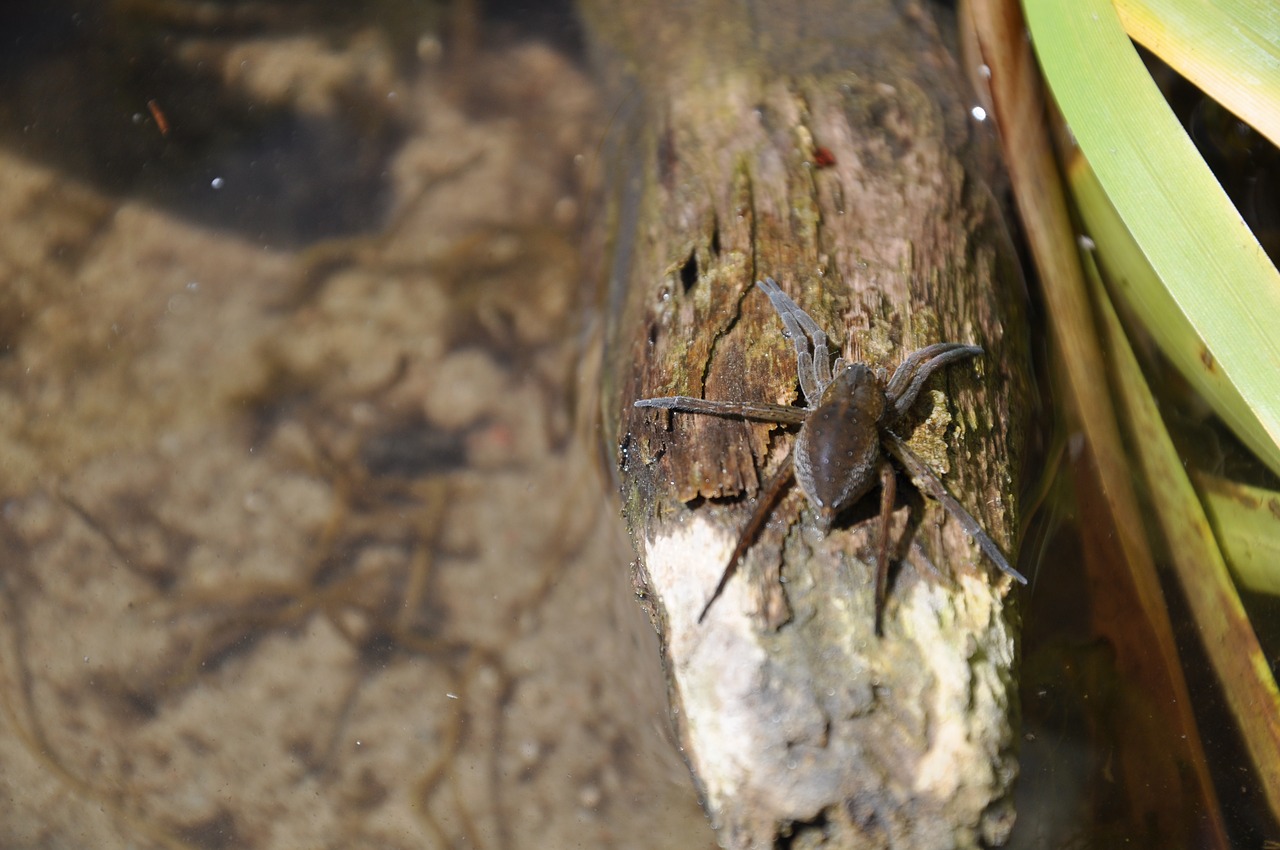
top-left (0, 1), bottom-right (405, 247)
top-left (481, 0), bottom-right (585, 56)
top-left (1165, 569), bottom-right (1279, 848)
top-left (0, 0), bottom-right (585, 248)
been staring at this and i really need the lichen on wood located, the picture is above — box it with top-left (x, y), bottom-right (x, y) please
top-left (583, 1), bottom-right (1034, 847)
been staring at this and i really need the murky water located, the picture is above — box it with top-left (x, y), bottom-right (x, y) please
top-left (0, 4), bottom-right (714, 848)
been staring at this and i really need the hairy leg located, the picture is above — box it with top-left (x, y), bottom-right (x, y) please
top-left (634, 396), bottom-right (807, 425)
top-left (756, 278), bottom-right (832, 404)
top-left (881, 430), bottom-right (1027, 585)
top-left (698, 451), bottom-right (797, 623)
top-left (884, 343), bottom-right (982, 423)
top-left (873, 459), bottom-right (897, 635)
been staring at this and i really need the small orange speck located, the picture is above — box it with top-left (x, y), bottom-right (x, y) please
top-left (147, 99), bottom-right (170, 136)
top-left (812, 146), bottom-right (836, 168)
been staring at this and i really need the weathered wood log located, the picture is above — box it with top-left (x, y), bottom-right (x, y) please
top-left (582, 1), bottom-right (1034, 847)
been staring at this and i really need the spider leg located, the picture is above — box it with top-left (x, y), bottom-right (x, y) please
top-left (755, 278), bottom-right (833, 403)
top-left (884, 343), bottom-right (983, 422)
top-left (634, 396), bottom-right (808, 426)
top-left (873, 459), bottom-right (896, 636)
top-left (882, 430), bottom-right (1027, 585)
top-left (908, 538), bottom-right (946, 583)
top-left (698, 449), bottom-right (796, 623)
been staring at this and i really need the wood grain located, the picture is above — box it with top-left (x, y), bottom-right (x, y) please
top-left (584, 1), bottom-right (1034, 846)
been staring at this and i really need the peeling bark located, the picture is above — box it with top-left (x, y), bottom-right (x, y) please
top-left (583, 1), bottom-right (1034, 847)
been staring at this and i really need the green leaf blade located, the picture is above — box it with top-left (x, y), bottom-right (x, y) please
top-left (1024, 0), bottom-right (1280, 477)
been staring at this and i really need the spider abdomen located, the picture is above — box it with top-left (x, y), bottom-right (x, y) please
top-left (793, 365), bottom-right (886, 527)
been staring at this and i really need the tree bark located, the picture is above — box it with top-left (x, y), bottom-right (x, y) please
top-left (582, 1), bottom-right (1034, 847)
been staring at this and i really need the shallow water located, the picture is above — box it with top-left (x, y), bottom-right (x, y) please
top-left (0, 4), bottom-right (714, 848)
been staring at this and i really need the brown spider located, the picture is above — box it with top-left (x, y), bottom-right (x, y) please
top-left (635, 277), bottom-right (1027, 628)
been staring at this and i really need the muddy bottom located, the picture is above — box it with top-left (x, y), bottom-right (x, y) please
top-left (0, 13), bottom-right (713, 850)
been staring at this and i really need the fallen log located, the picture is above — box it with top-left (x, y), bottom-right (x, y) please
top-left (582, 2), bottom-right (1035, 846)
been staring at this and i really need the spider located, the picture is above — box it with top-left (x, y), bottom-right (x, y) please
top-left (635, 277), bottom-right (1027, 629)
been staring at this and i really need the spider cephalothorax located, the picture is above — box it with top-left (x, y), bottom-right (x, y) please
top-left (635, 278), bottom-right (1027, 629)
